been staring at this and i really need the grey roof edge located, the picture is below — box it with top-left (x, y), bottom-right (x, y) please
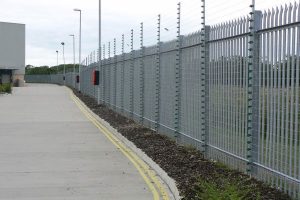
top-left (0, 21), bottom-right (25, 26)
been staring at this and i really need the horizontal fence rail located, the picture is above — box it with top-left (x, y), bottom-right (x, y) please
top-left (25, 1), bottom-right (300, 199)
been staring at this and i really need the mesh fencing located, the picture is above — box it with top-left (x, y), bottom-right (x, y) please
top-left (25, 0), bottom-right (300, 198)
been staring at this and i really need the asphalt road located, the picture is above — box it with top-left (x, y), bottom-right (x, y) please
top-left (0, 84), bottom-right (153, 200)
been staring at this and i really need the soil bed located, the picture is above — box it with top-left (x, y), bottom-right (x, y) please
top-left (73, 89), bottom-right (291, 200)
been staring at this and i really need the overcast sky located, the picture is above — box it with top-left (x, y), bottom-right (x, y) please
top-left (0, 0), bottom-right (294, 67)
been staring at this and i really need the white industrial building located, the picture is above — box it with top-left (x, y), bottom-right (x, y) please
top-left (0, 21), bottom-right (25, 86)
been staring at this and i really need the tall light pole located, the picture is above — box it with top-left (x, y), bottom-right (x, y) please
top-left (98, 0), bottom-right (101, 104)
top-left (56, 50), bottom-right (59, 74)
top-left (74, 8), bottom-right (82, 92)
top-left (69, 34), bottom-right (76, 86)
top-left (61, 42), bottom-right (66, 85)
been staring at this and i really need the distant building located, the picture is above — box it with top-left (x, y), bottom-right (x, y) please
top-left (0, 22), bottom-right (25, 86)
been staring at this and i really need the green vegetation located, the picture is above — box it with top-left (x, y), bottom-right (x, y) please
top-left (193, 176), bottom-right (262, 200)
top-left (25, 64), bottom-right (79, 75)
top-left (0, 83), bottom-right (12, 93)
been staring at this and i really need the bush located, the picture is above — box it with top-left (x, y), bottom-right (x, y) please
top-left (0, 84), bottom-right (12, 93)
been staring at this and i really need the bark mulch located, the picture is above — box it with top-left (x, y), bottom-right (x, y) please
top-left (73, 89), bottom-right (292, 200)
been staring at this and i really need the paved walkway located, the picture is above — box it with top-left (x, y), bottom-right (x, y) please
top-left (0, 84), bottom-right (153, 200)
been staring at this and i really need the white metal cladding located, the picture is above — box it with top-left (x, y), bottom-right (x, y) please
top-left (0, 22), bottom-right (25, 74)
top-left (25, 2), bottom-right (300, 198)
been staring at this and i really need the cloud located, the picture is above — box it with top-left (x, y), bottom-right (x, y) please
top-left (0, 0), bottom-right (294, 66)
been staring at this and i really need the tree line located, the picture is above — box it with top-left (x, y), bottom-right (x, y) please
top-left (25, 64), bottom-right (79, 75)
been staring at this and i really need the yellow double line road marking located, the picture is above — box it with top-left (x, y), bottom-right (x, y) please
top-left (70, 91), bottom-right (170, 200)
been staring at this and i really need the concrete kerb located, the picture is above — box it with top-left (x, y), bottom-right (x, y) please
top-left (69, 87), bottom-right (181, 200)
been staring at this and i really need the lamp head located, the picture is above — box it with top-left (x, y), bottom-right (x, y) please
top-left (74, 8), bottom-right (81, 12)
top-left (61, 42), bottom-right (65, 45)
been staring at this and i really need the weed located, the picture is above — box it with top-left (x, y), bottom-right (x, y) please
top-left (194, 178), bottom-right (262, 200)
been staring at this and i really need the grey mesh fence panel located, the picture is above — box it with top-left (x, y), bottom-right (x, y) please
top-left (86, 67), bottom-right (90, 96)
top-left (159, 41), bottom-right (177, 136)
top-left (94, 66), bottom-right (97, 99)
top-left (84, 68), bottom-right (89, 95)
top-left (91, 66), bottom-right (96, 98)
top-left (81, 69), bottom-right (85, 94)
top-left (89, 67), bottom-right (92, 97)
top-left (88, 67), bottom-right (92, 97)
top-left (25, 75), bottom-right (50, 83)
top-left (92, 66), bottom-right (97, 99)
top-left (255, 4), bottom-right (300, 198)
top-left (88, 67), bottom-right (91, 96)
top-left (133, 52), bottom-right (141, 119)
top-left (65, 73), bottom-right (72, 87)
top-left (23, 2), bottom-right (300, 197)
top-left (53, 74), bottom-right (63, 85)
top-left (116, 56), bottom-right (123, 111)
top-left (143, 46), bottom-right (157, 129)
top-left (110, 61), bottom-right (115, 108)
top-left (180, 32), bottom-right (204, 149)
top-left (104, 61), bottom-right (110, 104)
top-left (207, 18), bottom-right (249, 172)
top-left (85, 67), bottom-right (89, 95)
top-left (87, 67), bottom-right (90, 96)
top-left (123, 54), bottom-right (131, 116)
top-left (82, 68), bottom-right (86, 95)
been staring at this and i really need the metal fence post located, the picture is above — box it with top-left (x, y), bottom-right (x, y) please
top-left (204, 26), bottom-right (210, 155)
top-left (121, 34), bottom-right (125, 113)
top-left (154, 14), bottom-right (161, 131)
top-left (174, 2), bottom-right (182, 140)
top-left (130, 29), bottom-right (134, 118)
top-left (201, 0), bottom-right (210, 155)
top-left (139, 22), bottom-right (145, 123)
top-left (250, 10), bottom-right (262, 175)
top-left (114, 38), bottom-right (117, 110)
top-left (247, 0), bottom-right (258, 175)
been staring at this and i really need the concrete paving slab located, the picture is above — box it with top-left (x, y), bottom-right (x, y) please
top-left (0, 84), bottom-right (153, 200)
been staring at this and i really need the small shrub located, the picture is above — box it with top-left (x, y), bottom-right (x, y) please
top-left (0, 84), bottom-right (12, 93)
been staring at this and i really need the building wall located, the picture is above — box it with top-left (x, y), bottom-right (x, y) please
top-left (0, 22), bottom-right (25, 86)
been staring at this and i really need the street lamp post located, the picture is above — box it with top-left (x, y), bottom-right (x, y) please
top-left (56, 50), bottom-right (59, 74)
top-left (74, 8), bottom-right (82, 92)
top-left (61, 42), bottom-right (66, 85)
top-left (69, 34), bottom-right (76, 87)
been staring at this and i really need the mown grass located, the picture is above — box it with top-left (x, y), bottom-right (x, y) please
top-left (0, 84), bottom-right (12, 93)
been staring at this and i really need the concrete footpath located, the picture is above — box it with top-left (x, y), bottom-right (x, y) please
top-left (0, 84), bottom-right (158, 200)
